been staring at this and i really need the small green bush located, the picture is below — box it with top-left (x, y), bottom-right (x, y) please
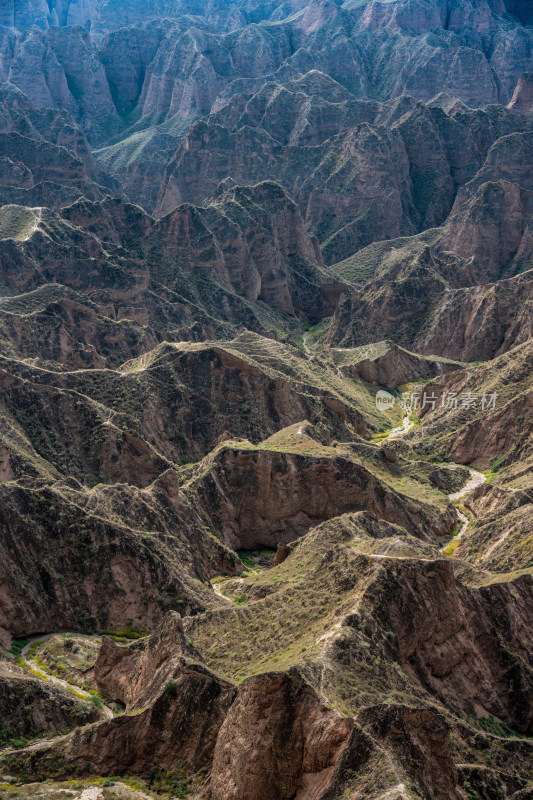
top-left (164, 680), bottom-right (178, 698)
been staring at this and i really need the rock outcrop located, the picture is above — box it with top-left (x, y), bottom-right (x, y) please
top-left (1, 0), bottom-right (532, 257)
top-left (459, 483), bottom-right (533, 572)
top-left (326, 126), bottom-right (533, 360)
top-left (186, 434), bottom-right (456, 549)
top-left (0, 473), bottom-right (239, 647)
top-left (4, 515), bottom-right (532, 798)
top-left (508, 73), bottom-right (533, 114)
top-left (5, 0), bottom-right (533, 109)
top-left (0, 316), bottom-right (445, 644)
top-left (0, 184), bottom-right (333, 355)
top-left (332, 340), bottom-right (464, 389)
top-left (410, 340), bottom-right (533, 473)
top-left (0, 3), bottom-right (532, 799)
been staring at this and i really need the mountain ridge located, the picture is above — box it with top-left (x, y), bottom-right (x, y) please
top-left (0, 2), bottom-right (532, 799)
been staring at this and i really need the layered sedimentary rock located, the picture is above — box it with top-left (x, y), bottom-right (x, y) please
top-left (5, 0), bottom-right (533, 109)
top-left (1, 3), bottom-right (531, 261)
top-left (0, 183), bottom-right (334, 356)
top-left (326, 127), bottom-right (533, 359)
top-left (410, 341), bottom-right (533, 474)
top-left (0, 2), bottom-right (532, 798)
top-left (4, 516), bottom-right (533, 798)
top-left (185, 435), bottom-right (456, 549)
top-left (329, 340), bottom-right (464, 389)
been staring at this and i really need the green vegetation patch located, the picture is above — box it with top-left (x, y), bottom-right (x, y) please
top-left (0, 206), bottom-right (39, 242)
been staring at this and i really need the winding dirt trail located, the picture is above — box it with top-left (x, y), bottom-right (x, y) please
top-left (212, 581), bottom-right (234, 603)
top-left (386, 412), bottom-right (414, 439)
top-left (380, 410), bottom-right (486, 552)
top-left (441, 467), bottom-right (486, 552)
top-left (448, 468), bottom-right (487, 503)
top-left (0, 633), bottom-right (115, 759)
top-left (19, 633), bottom-right (113, 719)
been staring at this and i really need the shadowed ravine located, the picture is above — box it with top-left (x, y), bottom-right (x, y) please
top-left (0, 2), bottom-right (531, 799)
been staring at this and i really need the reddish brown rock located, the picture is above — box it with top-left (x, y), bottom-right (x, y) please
top-left (336, 340), bottom-right (464, 389)
top-left (208, 671), bottom-right (353, 800)
top-left (508, 73), bottom-right (533, 114)
top-left (94, 613), bottom-right (201, 708)
top-left (366, 558), bottom-right (533, 734)
top-left (187, 439), bottom-right (456, 549)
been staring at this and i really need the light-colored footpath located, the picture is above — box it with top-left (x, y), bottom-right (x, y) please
top-left (382, 411), bottom-right (486, 551)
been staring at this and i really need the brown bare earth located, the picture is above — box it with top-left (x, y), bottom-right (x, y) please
top-left (0, 2), bottom-right (532, 799)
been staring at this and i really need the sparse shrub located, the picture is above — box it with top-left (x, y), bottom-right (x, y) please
top-left (490, 455), bottom-right (506, 473)
top-left (164, 680), bottom-right (178, 698)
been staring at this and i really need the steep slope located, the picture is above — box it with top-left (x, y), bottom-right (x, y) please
top-left (326, 340), bottom-right (464, 389)
top-left (181, 427), bottom-right (456, 549)
top-left (5, 0), bottom-right (533, 108)
top-left (326, 128), bottom-right (533, 360)
top-left (0, 470), bottom-right (240, 646)
top-left (1, 1), bottom-right (532, 262)
top-left (407, 340), bottom-right (533, 477)
top-left (403, 342), bottom-right (533, 575)
top-left (0, 327), bottom-right (452, 645)
top-left (0, 656), bottom-right (100, 747)
top-left (0, 83), bottom-right (113, 186)
top-left (0, 3), bottom-right (532, 799)
top-left (0, 183), bottom-right (337, 359)
top-left (3, 517), bottom-right (532, 799)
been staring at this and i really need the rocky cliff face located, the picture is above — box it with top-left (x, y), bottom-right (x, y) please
top-left (0, 2), bottom-right (532, 799)
top-left (326, 124), bottom-right (533, 360)
top-left (410, 341), bottom-right (533, 474)
top-left (186, 436), bottom-right (456, 549)
top-left (1, 2), bottom-right (532, 259)
top-left (0, 183), bottom-right (332, 356)
top-left (0, 328), bottom-right (392, 645)
top-left (330, 340), bottom-right (464, 389)
top-left (5, 0), bottom-right (533, 108)
top-left (509, 72), bottom-right (533, 112)
top-left (4, 518), bottom-right (533, 798)
top-left (0, 83), bottom-right (116, 207)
